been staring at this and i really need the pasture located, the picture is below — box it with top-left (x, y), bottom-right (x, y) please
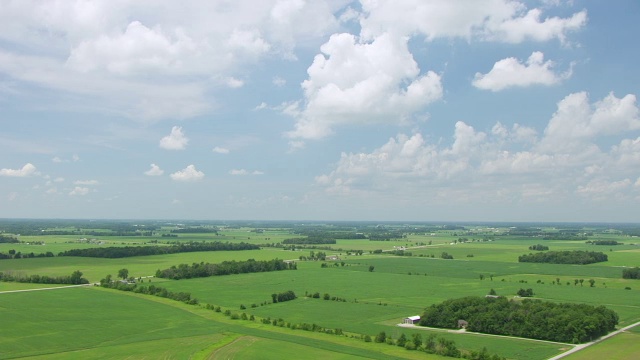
top-left (1, 221), bottom-right (639, 359)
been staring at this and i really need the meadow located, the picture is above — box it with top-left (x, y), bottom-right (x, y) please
top-left (1, 221), bottom-right (639, 359)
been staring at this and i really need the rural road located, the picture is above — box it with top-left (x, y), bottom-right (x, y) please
top-left (399, 320), bottom-right (640, 360)
top-left (546, 320), bottom-right (640, 360)
top-left (0, 283), bottom-right (94, 294)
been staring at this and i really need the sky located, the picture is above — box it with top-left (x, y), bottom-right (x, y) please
top-left (1, 0), bottom-right (639, 222)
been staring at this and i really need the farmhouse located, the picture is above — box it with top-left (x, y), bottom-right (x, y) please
top-left (403, 315), bottom-right (420, 324)
top-left (458, 320), bottom-right (469, 329)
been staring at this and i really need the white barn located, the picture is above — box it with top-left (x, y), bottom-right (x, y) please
top-left (403, 315), bottom-right (420, 324)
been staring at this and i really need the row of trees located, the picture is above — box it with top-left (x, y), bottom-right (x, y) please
top-left (271, 290), bottom-right (296, 303)
top-left (518, 250), bottom-right (608, 264)
top-left (283, 238), bottom-right (336, 245)
top-left (58, 241), bottom-right (259, 258)
top-left (371, 331), bottom-right (504, 360)
top-left (528, 244), bottom-right (549, 251)
top-left (155, 258), bottom-right (295, 280)
top-left (99, 276), bottom-right (197, 304)
top-left (0, 250), bottom-right (55, 260)
top-left (586, 240), bottom-right (622, 245)
top-left (622, 267), bottom-right (640, 279)
top-left (419, 296), bottom-right (618, 343)
top-left (0, 270), bottom-right (88, 284)
top-left (0, 235), bottom-right (19, 243)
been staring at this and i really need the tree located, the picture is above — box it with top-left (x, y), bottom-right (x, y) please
top-left (489, 288), bottom-right (497, 295)
top-left (589, 279), bottom-right (596, 287)
top-left (396, 333), bottom-right (407, 347)
top-left (118, 268), bottom-right (129, 280)
top-left (368, 265), bottom-right (375, 272)
top-left (374, 331), bottom-right (386, 343)
top-left (479, 274), bottom-right (485, 281)
top-left (579, 279), bottom-right (584, 287)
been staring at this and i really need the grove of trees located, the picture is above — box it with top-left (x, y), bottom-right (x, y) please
top-left (622, 267), bottom-right (640, 279)
top-left (155, 258), bottom-right (295, 280)
top-left (518, 250), bottom-right (608, 264)
top-left (419, 296), bottom-right (618, 343)
top-left (58, 241), bottom-right (259, 258)
top-left (0, 270), bottom-right (88, 285)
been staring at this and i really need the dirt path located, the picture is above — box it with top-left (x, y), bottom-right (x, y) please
top-left (0, 283), bottom-right (94, 294)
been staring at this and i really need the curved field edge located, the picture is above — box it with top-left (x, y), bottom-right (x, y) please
top-left (0, 287), bottom-right (441, 360)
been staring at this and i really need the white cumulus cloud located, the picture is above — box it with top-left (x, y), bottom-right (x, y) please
top-left (74, 179), bottom-right (99, 185)
top-left (286, 32), bottom-right (442, 139)
top-left (0, 163), bottom-right (38, 177)
top-left (69, 186), bottom-right (90, 196)
top-left (212, 147), bottom-right (230, 154)
top-left (170, 165), bottom-right (204, 182)
top-left (315, 90), bottom-right (640, 204)
top-left (144, 164), bottom-right (164, 176)
top-left (473, 52), bottom-right (572, 91)
top-left (159, 126), bottom-right (189, 150)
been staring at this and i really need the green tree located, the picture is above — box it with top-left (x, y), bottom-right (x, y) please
top-left (368, 265), bottom-right (375, 272)
top-left (374, 331), bottom-right (386, 343)
top-left (396, 333), bottom-right (407, 347)
top-left (118, 268), bottom-right (129, 280)
top-left (589, 279), bottom-right (596, 287)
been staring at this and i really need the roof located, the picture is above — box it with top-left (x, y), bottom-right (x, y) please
top-left (406, 315), bottom-right (421, 321)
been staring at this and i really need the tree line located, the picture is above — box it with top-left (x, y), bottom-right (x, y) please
top-left (622, 267), bottom-right (640, 279)
top-left (528, 244), bottom-right (549, 251)
top-left (518, 250), bottom-right (607, 264)
top-left (282, 237), bottom-right (336, 245)
top-left (419, 296), bottom-right (618, 343)
top-left (0, 235), bottom-right (19, 243)
top-left (0, 270), bottom-right (88, 285)
top-left (586, 240), bottom-right (622, 245)
top-left (0, 250), bottom-right (55, 260)
top-left (155, 258), bottom-right (296, 280)
top-left (58, 241), bottom-right (259, 258)
top-left (99, 275), bottom-right (198, 304)
top-left (271, 290), bottom-right (296, 303)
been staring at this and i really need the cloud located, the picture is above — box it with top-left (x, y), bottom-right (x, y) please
top-left (144, 164), bottom-right (164, 176)
top-left (69, 186), bottom-right (90, 196)
top-left (272, 76), bottom-right (286, 86)
top-left (473, 52), bottom-right (572, 91)
top-left (0, 1), bottom-right (345, 122)
top-left (229, 169), bottom-right (264, 176)
top-left (170, 165), bottom-right (204, 182)
top-left (159, 126), bottom-right (189, 150)
top-left (74, 180), bottom-right (99, 185)
top-left (225, 77), bottom-right (244, 88)
top-left (229, 169), bottom-right (249, 176)
top-left (359, 1), bottom-right (587, 44)
top-left (0, 163), bottom-right (38, 177)
top-left (212, 147), bottom-right (230, 154)
top-left (286, 32), bottom-right (442, 139)
top-left (539, 92), bottom-right (640, 152)
top-left (315, 91), bottom-right (640, 204)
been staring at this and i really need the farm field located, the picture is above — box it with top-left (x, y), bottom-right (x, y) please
top-left (1, 220), bottom-right (639, 359)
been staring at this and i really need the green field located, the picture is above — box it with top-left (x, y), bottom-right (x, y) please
top-left (1, 221), bottom-right (640, 359)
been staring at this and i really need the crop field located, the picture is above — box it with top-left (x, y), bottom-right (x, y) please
top-left (1, 220), bottom-right (639, 359)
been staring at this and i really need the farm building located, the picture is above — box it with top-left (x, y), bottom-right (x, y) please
top-left (403, 315), bottom-right (420, 324)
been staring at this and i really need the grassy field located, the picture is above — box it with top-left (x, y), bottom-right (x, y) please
top-left (563, 331), bottom-right (640, 360)
top-left (1, 222), bottom-right (639, 359)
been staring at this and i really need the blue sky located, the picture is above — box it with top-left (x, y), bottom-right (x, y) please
top-left (1, 0), bottom-right (639, 222)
